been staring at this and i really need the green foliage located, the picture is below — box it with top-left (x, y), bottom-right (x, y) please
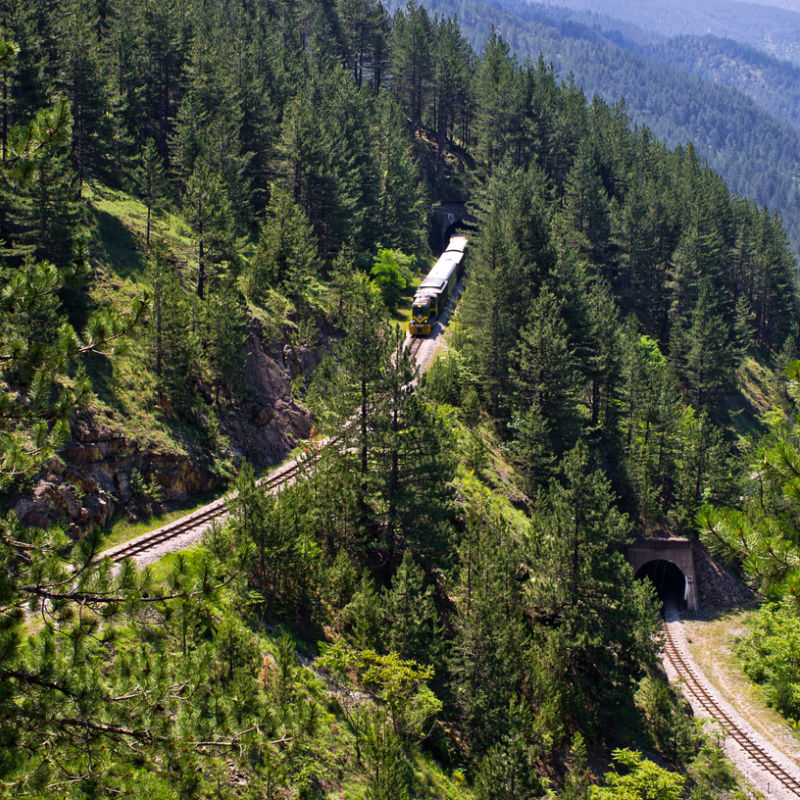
top-left (590, 749), bottom-right (684, 800)
top-left (634, 675), bottom-right (694, 764)
top-left (229, 462), bottom-right (321, 619)
top-left (249, 186), bottom-right (321, 308)
top-left (525, 443), bottom-right (661, 733)
top-left (317, 641), bottom-right (442, 745)
top-left (370, 248), bottom-right (413, 313)
top-left (737, 602), bottom-right (800, 722)
top-left (1, 5), bottom-right (795, 797)
top-left (699, 360), bottom-right (800, 592)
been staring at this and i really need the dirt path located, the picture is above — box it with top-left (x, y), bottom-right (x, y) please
top-left (664, 605), bottom-right (800, 799)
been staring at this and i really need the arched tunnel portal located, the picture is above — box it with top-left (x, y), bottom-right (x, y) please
top-left (635, 560), bottom-right (687, 610)
top-left (627, 538), bottom-right (698, 611)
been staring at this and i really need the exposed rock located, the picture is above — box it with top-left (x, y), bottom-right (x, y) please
top-left (693, 541), bottom-right (758, 609)
top-left (13, 324), bottom-right (314, 537)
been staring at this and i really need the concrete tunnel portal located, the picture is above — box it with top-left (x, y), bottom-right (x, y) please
top-left (627, 538), bottom-right (699, 612)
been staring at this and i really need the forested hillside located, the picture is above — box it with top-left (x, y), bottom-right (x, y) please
top-left (2, 0), bottom-right (800, 797)
top-left (634, 35), bottom-right (800, 130)
top-left (534, 0), bottom-right (800, 65)
top-left (399, 0), bottom-right (800, 253)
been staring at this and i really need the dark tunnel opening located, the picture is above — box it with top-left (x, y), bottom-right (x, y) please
top-left (635, 560), bottom-right (686, 611)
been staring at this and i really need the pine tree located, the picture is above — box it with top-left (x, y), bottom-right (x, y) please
top-left (452, 494), bottom-right (527, 755)
top-left (459, 166), bottom-right (554, 415)
top-left (526, 443), bottom-right (660, 732)
top-left (510, 288), bottom-right (580, 489)
top-left (431, 16), bottom-right (471, 166)
top-left (58, 0), bottom-right (110, 192)
top-left (670, 278), bottom-right (738, 412)
top-left (183, 156), bottom-right (237, 299)
top-left (473, 29), bottom-right (522, 172)
top-left (390, 2), bottom-right (433, 135)
top-left (145, 250), bottom-right (200, 413)
top-left (383, 550), bottom-right (442, 665)
top-left (374, 92), bottom-right (426, 255)
top-left (134, 137), bottom-right (166, 248)
top-left (563, 138), bottom-right (611, 265)
top-left (308, 273), bottom-right (388, 554)
top-left (249, 185), bottom-right (321, 308)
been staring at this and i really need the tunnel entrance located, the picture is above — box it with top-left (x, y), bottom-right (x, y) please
top-left (635, 560), bottom-right (687, 610)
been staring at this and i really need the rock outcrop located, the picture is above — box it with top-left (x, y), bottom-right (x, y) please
top-left (14, 325), bottom-right (314, 536)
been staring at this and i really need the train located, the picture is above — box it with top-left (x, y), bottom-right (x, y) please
top-left (408, 235), bottom-right (468, 336)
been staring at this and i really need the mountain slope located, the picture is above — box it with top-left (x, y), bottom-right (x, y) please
top-left (634, 34), bottom-right (800, 130)
top-left (394, 0), bottom-right (800, 253)
top-left (533, 0), bottom-right (800, 64)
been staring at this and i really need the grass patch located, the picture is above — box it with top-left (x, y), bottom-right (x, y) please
top-left (103, 491), bottom-right (222, 550)
top-left (85, 182), bottom-right (195, 272)
top-left (683, 606), bottom-right (800, 757)
top-left (728, 355), bottom-right (773, 444)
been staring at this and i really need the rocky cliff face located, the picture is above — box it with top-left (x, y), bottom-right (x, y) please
top-left (14, 325), bottom-right (315, 536)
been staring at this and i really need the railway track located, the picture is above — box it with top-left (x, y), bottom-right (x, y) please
top-left (407, 335), bottom-right (425, 360)
top-left (662, 617), bottom-right (800, 797)
top-left (103, 297), bottom-right (458, 565)
top-left (104, 455), bottom-right (310, 564)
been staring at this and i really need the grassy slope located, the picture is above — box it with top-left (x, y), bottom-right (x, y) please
top-left (78, 185), bottom-right (243, 543)
top-left (83, 183), bottom-right (197, 453)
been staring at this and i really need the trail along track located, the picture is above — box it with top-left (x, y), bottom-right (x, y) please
top-left (99, 279), bottom-right (463, 567)
top-left (663, 607), bottom-right (800, 798)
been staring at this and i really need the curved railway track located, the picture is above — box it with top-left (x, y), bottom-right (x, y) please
top-left (103, 289), bottom-right (461, 565)
top-left (662, 618), bottom-right (800, 797)
top-left (105, 455), bottom-right (311, 564)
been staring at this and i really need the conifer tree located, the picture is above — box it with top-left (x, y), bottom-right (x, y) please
top-left (135, 137), bottom-right (166, 248)
top-left (250, 185), bottom-right (321, 308)
top-left (452, 494), bottom-right (527, 755)
top-left (431, 16), bottom-right (471, 165)
top-left (459, 166), bottom-right (553, 415)
top-left (374, 93), bottom-right (426, 255)
top-left (473, 29), bottom-right (521, 172)
top-left (526, 443), bottom-right (659, 732)
top-left (510, 288), bottom-right (580, 489)
top-left (383, 550), bottom-right (442, 665)
top-left (390, 2), bottom-right (433, 135)
top-left (183, 156), bottom-right (237, 299)
top-left (58, 0), bottom-right (109, 192)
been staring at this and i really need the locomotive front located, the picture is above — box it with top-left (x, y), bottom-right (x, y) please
top-left (409, 290), bottom-right (436, 336)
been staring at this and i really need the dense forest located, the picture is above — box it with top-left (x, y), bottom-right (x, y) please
top-left (634, 35), bottom-right (800, 130)
top-left (3, 0), bottom-right (800, 797)
top-left (532, 0), bottom-right (800, 65)
top-left (401, 0), bottom-right (800, 253)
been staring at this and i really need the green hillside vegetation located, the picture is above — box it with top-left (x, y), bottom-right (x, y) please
top-left (534, 0), bottom-right (800, 65)
top-left (398, 0), bottom-right (800, 254)
top-left (3, 0), bottom-right (800, 796)
top-left (637, 35), bottom-right (800, 130)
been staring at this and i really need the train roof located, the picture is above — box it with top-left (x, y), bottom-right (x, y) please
top-left (420, 252), bottom-right (462, 290)
top-left (445, 235), bottom-right (468, 254)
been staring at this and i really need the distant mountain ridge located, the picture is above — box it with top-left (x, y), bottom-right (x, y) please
top-left (634, 34), bottom-right (800, 130)
top-left (387, 0), bottom-right (800, 254)
top-left (532, 0), bottom-right (800, 64)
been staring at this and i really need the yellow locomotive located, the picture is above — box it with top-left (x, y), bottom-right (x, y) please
top-left (408, 236), bottom-right (468, 336)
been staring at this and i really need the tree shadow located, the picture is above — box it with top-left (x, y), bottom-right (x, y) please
top-left (681, 599), bottom-right (762, 624)
top-left (94, 209), bottom-right (145, 279)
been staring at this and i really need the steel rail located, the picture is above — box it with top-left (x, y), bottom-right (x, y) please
top-left (662, 620), bottom-right (800, 796)
top-left (105, 452), bottom-right (315, 564)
